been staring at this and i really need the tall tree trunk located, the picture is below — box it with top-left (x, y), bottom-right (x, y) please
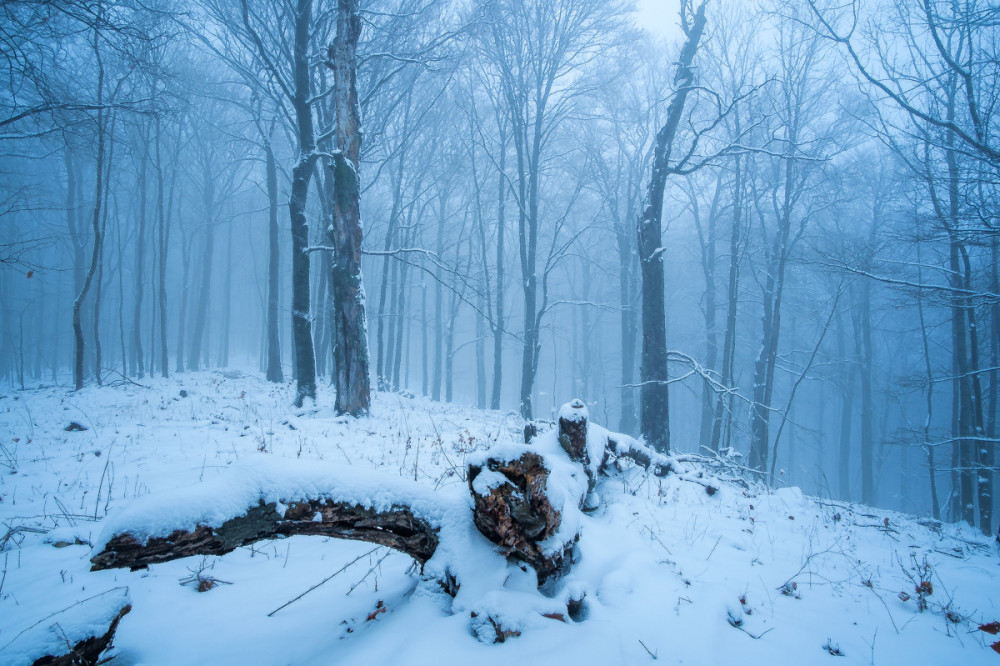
top-left (517, 111), bottom-right (541, 421)
top-left (73, 11), bottom-right (106, 391)
top-left (491, 127), bottom-right (506, 411)
top-left (385, 238), bottom-right (400, 389)
top-left (637, 2), bottom-right (707, 453)
top-left (712, 152), bottom-right (743, 452)
top-left (264, 138), bottom-right (283, 383)
top-left (391, 211), bottom-right (415, 391)
top-left (960, 245), bottom-right (991, 535)
top-left (853, 281), bottom-right (874, 505)
top-left (175, 235), bottom-right (191, 374)
top-left (421, 278), bottom-right (429, 396)
top-left (432, 193), bottom-right (445, 401)
top-left (916, 256), bottom-right (941, 519)
top-left (476, 296), bottom-right (487, 408)
top-left (988, 235), bottom-right (999, 532)
top-left (836, 311), bottom-right (855, 501)
top-left (694, 174), bottom-right (722, 451)
top-left (155, 115), bottom-right (169, 379)
top-left (288, 0), bottom-right (318, 407)
top-left (188, 168), bottom-right (215, 371)
top-left (219, 219), bottom-right (233, 367)
top-left (328, 0), bottom-right (370, 415)
top-left (93, 110), bottom-right (116, 387)
top-left (376, 131), bottom-right (408, 391)
top-left (131, 135), bottom-right (147, 378)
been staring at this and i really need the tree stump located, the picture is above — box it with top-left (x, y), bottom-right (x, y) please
top-left (467, 451), bottom-right (575, 583)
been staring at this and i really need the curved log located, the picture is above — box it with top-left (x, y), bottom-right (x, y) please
top-left (31, 604), bottom-right (130, 666)
top-left (91, 499), bottom-right (439, 572)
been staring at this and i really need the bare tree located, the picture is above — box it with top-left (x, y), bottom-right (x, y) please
top-left (327, 0), bottom-right (371, 415)
top-left (637, 0), bottom-right (707, 453)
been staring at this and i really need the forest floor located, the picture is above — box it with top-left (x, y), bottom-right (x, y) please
top-left (0, 370), bottom-right (998, 665)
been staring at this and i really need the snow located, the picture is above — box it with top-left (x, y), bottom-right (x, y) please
top-left (1, 370), bottom-right (998, 664)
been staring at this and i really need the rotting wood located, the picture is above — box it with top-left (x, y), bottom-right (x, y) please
top-left (468, 451), bottom-right (577, 583)
top-left (31, 604), bottom-right (130, 666)
top-left (91, 500), bottom-right (438, 571)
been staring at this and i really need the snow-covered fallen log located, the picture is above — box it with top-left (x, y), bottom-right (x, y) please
top-left (88, 401), bottom-right (720, 641)
top-left (1, 588), bottom-right (130, 666)
top-left (90, 461), bottom-right (465, 573)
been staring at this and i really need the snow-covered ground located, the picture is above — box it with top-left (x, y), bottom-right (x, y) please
top-left (1, 371), bottom-right (997, 664)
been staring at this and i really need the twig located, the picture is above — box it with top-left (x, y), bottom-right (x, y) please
top-left (267, 547), bottom-right (379, 617)
top-left (638, 638), bottom-right (658, 659)
top-left (346, 548), bottom-right (394, 596)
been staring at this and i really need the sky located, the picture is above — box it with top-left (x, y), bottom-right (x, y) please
top-left (635, 0), bottom-right (681, 38)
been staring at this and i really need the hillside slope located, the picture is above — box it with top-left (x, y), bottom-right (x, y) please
top-left (1, 372), bottom-right (997, 664)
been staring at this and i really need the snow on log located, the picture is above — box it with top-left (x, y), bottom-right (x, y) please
top-left (84, 404), bottom-right (719, 644)
top-left (0, 588), bottom-right (130, 666)
top-left (467, 405), bottom-right (593, 583)
top-left (468, 451), bottom-right (573, 583)
top-left (92, 499), bottom-right (438, 571)
top-left (90, 460), bottom-right (468, 573)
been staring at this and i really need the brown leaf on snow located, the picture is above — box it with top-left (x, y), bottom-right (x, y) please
top-left (991, 640), bottom-right (1000, 655)
top-left (366, 600), bottom-right (385, 622)
top-left (978, 621), bottom-right (1000, 635)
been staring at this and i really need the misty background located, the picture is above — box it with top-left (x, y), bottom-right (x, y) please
top-left (1, 0), bottom-right (997, 535)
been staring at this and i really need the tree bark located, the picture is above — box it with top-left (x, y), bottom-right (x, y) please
top-left (73, 11), bottom-right (106, 391)
top-left (155, 115), bottom-right (169, 379)
top-left (491, 127), bottom-right (507, 411)
top-left (712, 151), bottom-right (743, 453)
top-left (264, 137), bottom-right (283, 383)
top-left (30, 603), bottom-right (130, 666)
top-left (328, 0), bottom-right (371, 415)
top-left (637, 1), bottom-right (707, 453)
top-left (187, 165), bottom-right (214, 371)
top-left (92, 500), bottom-right (439, 571)
top-left (131, 133), bottom-right (147, 378)
top-left (288, 0), bottom-right (318, 407)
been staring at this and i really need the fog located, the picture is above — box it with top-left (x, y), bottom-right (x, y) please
top-left (1, 0), bottom-right (997, 535)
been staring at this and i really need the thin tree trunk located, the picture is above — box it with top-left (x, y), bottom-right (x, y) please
top-left (187, 167), bottom-right (215, 371)
top-left (960, 245), bottom-right (991, 535)
top-left (988, 235), bottom-right (999, 532)
top-left (73, 11), bottom-right (106, 391)
top-left (421, 278), bottom-right (429, 396)
top-left (693, 174), bottom-right (722, 451)
top-left (916, 255), bottom-right (941, 520)
top-left (131, 134), bottom-right (147, 378)
top-left (175, 235), bottom-right (191, 374)
top-left (712, 152), bottom-right (742, 452)
top-left (432, 193), bottom-right (445, 401)
top-left (219, 219), bottom-right (233, 367)
top-left (391, 211), bottom-right (415, 391)
top-left (836, 311), bottom-right (855, 501)
top-left (93, 110), bottom-right (116, 387)
top-left (155, 115), bottom-right (169, 379)
top-left (264, 137), bottom-right (283, 383)
top-left (377, 131), bottom-right (408, 390)
top-left (491, 127), bottom-right (506, 411)
top-left (853, 280), bottom-right (874, 505)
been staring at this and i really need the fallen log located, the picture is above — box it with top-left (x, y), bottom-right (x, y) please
top-left (92, 499), bottom-right (438, 571)
top-left (87, 401), bottom-right (720, 642)
top-left (1, 588), bottom-right (130, 666)
top-left (31, 604), bottom-right (130, 666)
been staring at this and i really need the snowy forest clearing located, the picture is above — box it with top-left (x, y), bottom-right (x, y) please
top-left (0, 372), bottom-right (997, 664)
